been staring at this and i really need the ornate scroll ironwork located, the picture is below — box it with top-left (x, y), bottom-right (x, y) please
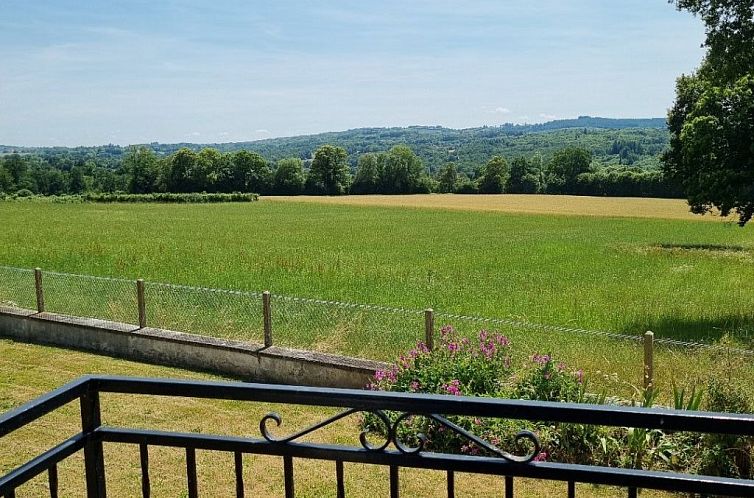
top-left (259, 409), bottom-right (541, 463)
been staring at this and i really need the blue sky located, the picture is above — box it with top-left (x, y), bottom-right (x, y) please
top-left (0, 1), bottom-right (705, 146)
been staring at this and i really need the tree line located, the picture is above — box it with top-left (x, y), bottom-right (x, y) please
top-left (0, 143), bottom-right (680, 198)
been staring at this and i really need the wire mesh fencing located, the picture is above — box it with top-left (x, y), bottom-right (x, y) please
top-left (2, 264), bottom-right (754, 401)
top-left (270, 294), bottom-right (423, 357)
top-left (43, 270), bottom-right (137, 324)
top-left (145, 282), bottom-right (264, 343)
top-left (0, 266), bottom-right (36, 310)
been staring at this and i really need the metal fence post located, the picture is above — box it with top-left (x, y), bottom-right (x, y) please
top-left (643, 331), bottom-right (654, 389)
top-left (34, 268), bottom-right (45, 313)
top-left (136, 279), bottom-right (146, 328)
top-left (263, 291), bottom-right (272, 347)
top-left (80, 388), bottom-right (106, 498)
top-left (425, 308), bottom-right (434, 351)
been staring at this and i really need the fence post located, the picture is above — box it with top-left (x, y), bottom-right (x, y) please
top-left (136, 279), bottom-right (147, 328)
top-left (263, 291), bottom-right (272, 347)
top-left (34, 267), bottom-right (45, 313)
top-left (425, 308), bottom-right (434, 351)
top-left (643, 331), bottom-right (654, 389)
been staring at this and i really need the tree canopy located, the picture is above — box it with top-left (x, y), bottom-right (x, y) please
top-left (665, 0), bottom-right (754, 225)
top-left (306, 145), bottom-right (350, 195)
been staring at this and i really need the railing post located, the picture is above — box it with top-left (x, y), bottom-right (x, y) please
top-left (80, 387), bottom-right (106, 498)
top-left (643, 331), bottom-right (654, 390)
top-left (263, 291), bottom-right (272, 347)
top-left (34, 268), bottom-right (44, 313)
top-left (425, 308), bottom-right (434, 351)
top-left (136, 279), bottom-right (146, 328)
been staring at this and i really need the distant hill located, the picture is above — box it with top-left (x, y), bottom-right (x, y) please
top-left (1, 116), bottom-right (669, 174)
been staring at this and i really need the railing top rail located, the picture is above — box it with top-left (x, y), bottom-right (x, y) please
top-left (0, 376), bottom-right (91, 439)
top-left (88, 375), bottom-right (754, 435)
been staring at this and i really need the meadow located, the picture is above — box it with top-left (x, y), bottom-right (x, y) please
top-left (1, 194), bottom-right (754, 394)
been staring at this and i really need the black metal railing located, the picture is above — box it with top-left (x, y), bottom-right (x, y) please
top-left (2, 375), bottom-right (754, 497)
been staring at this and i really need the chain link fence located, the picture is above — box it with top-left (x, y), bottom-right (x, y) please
top-left (1, 265), bottom-right (753, 400)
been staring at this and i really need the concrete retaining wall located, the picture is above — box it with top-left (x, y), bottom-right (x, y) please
top-left (0, 306), bottom-right (386, 389)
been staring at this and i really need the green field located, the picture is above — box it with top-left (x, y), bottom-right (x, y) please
top-left (1, 196), bottom-right (753, 395)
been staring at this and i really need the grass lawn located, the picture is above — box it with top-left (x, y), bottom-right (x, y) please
top-left (0, 339), bottom-right (675, 497)
top-left (0, 195), bottom-right (753, 396)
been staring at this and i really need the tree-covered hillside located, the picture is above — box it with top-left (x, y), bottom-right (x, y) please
top-left (1, 116), bottom-right (668, 176)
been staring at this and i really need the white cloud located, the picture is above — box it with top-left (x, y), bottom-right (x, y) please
top-left (494, 106), bottom-right (511, 114)
top-left (190, 131), bottom-right (201, 136)
top-left (539, 113), bottom-right (557, 120)
top-left (255, 129), bottom-right (270, 134)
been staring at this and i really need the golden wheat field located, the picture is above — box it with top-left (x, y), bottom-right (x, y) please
top-left (265, 194), bottom-right (729, 222)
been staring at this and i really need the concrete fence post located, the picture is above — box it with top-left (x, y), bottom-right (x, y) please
top-left (425, 308), bottom-right (434, 351)
top-left (263, 291), bottom-right (272, 347)
top-left (136, 279), bottom-right (147, 328)
top-left (34, 268), bottom-right (45, 313)
top-left (643, 331), bottom-right (654, 390)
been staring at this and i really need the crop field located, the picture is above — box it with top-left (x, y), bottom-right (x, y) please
top-left (1, 195), bottom-right (753, 395)
top-left (266, 194), bottom-right (729, 221)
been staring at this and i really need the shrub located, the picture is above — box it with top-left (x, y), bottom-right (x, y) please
top-left (366, 325), bottom-right (754, 476)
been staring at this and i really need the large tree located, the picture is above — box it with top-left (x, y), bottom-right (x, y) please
top-left (306, 145), bottom-right (350, 195)
top-left (478, 156), bottom-right (510, 194)
top-left (380, 145), bottom-right (429, 194)
top-left (124, 147), bottom-right (160, 194)
top-left (273, 158), bottom-right (306, 195)
top-left (547, 147), bottom-right (592, 194)
top-left (351, 153), bottom-right (383, 194)
top-left (664, 0), bottom-right (754, 225)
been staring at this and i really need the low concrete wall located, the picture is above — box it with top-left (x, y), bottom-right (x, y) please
top-left (0, 306), bottom-right (386, 389)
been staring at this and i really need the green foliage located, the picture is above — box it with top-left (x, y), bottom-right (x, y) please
top-left (435, 163), bottom-right (458, 193)
top-left (513, 354), bottom-right (583, 402)
top-left (672, 381), bottom-right (704, 411)
top-left (665, 0), bottom-right (754, 225)
top-left (378, 145), bottom-right (431, 194)
top-left (478, 156), bottom-right (510, 194)
top-left (229, 150), bottom-right (272, 194)
top-left (81, 192), bottom-right (258, 203)
top-left (273, 158), bottom-right (306, 195)
top-left (351, 153), bottom-right (382, 194)
top-left (124, 146), bottom-right (160, 194)
top-left (507, 156), bottom-right (542, 194)
top-left (665, 73), bottom-right (754, 225)
top-left (306, 145), bottom-right (350, 195)
top-left (367, 327), bottom-right (754, 474)
top-left (547, 147), bottom-right (593, 194)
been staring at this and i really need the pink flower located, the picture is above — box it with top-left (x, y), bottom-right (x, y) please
top-left (575, 369), bottom-right (585, 384)
top-left (495, 335), bottom-right (510, 346)
top-left (442, 379), bottom-right (462, 396)
top-left (557, 362), bottom-right (566, 372)
top-left (440, 325), bottom-right (455, 338)
top-left (533, 451), bottom-right (548, 462)
top-left (532, 353), bottom-right (551, 365)
top-left (447, 342), bottom-right (460, 353)
top-left (409, 381), bottom-right (420, 391)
